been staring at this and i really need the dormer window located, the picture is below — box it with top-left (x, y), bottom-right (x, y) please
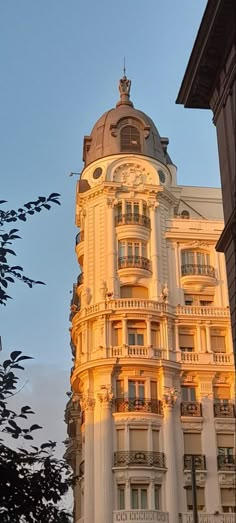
top-left (120, 126), bottom-right (141, 152)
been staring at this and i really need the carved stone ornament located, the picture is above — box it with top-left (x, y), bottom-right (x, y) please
top-left (97, 386), bottom-right (113, 406)
top-left (163, 387), bottom-right (178, 408)
top-left (79, 394), bottom-right (95, 411)
top-left (113, 163), bottom-right (153, 186)
top-left (218, 472), bottom-right (236, 486)
top-left (184, 472), bottom-right (206, 486)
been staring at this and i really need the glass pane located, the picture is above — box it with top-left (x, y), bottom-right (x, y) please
top-left (138, 382), bottom-right (145, 399)
top-left (137, 334), bottom-right (144, 346)
top-left (126, 202), bottom-right (132, 214)
top-left (142, 243), bottom-right (147, 257)
top-left (134, 203), bottom-right (139, 215)
top-left (128, 381), bottom-right (136, 398)
top-left (154, 488), bottom-right (160, 509)
top-left (119, 488), bottom-right (125, 509)
top-left (190, 388), bottom-right (196, 401)
top-left (128, 243), bottom-right (133, 256)
top-left (128, 332), bottom-right (136, 345)
top-left (141, 489), bottom-right (147, 509)
top-left (134, 243), bottom-right (139, 257)
top-left (151, 381), bottom-right (157, 399)
top-left (119, 242), bottom-right (125, 257)
top-left (131, 489), bottom-right (139, 509)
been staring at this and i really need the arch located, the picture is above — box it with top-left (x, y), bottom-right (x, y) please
top-left (120, 125), bottom-right (141, 153)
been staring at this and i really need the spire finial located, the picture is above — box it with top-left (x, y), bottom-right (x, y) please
top-left (116, 60), bottom-right (133, 108)
top-left (123, 56), bottom-right (126, 77)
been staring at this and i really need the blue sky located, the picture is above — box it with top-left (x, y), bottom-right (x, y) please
top-left (0, 0), bottom-right (219, 468)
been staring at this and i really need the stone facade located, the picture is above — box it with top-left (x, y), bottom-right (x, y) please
top-left (66, 77), bottom-right (235, 523)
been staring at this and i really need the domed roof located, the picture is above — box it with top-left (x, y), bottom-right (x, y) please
top-left (83, 76), bottom-right (168, 166)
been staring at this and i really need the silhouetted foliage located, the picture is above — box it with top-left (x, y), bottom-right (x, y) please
top-left (0, 351), bottom-right (73, 522)
top-left (0, 194), bottom-right (60, 305)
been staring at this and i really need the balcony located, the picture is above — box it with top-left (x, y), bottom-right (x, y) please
top-left (79, 459), bottom-right (84, 478)
top-left (181, 515), bottom-right (235, 523)
top-left (181, 264), bottom-right (216, 290)
top-left (183, 454), bottom-right (206, 470)
top-left (214, 402), bottom-right (235, 418)
top-left (113, 511), bottom-right (169, 522)
top-left (75, 230), bottom-right (84, 245)
top-left (110, 345), bottom-right (163, 359)
top-left (118, 256), bottom-right (151, 272)
top-left (115, 398), bottom-right (163, 415)
top-left (176, 305), bottom-right (230, 318)
top-left (115, 213), bottom-right (151, 229)
top-left (181, 402), bottom-right (202, 417)
top-left (114, 451), bottom-right (165, 468)
top-left (217, 454), bottom-right (236, 470)
top-left (77, 273), bottom-right (84, 286)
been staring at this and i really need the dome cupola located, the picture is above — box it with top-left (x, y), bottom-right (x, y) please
top-left (83, 75), bottom-right (169, 166)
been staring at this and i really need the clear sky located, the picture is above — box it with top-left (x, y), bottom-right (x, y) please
top-left (1, 0), bottom-right (219, 478)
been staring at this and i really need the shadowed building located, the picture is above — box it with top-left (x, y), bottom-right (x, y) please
top-left (66, 76), bottom-right (235, 523)
top-left (176, 0), bottom-right (236, 354)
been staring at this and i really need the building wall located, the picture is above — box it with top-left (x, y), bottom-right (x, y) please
top-left (66, 151), bottom-right (235, 523)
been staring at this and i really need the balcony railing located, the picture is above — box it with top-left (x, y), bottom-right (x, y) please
top-left (113, 511), bottom-right (169, 522)
top-left (181, 264), bottom-right (216, 278)
top-left (115, 398), bottom-right (163, 415)
top-left (111, 345), bottom-right (163, 359)
top-left (176, 305), bottom-right (230, 317)
top-left (114, 451), bottom-right (165, 468)
top-left (184, 454), bottom-right (206, 470)
top-left (181, 401), bottom-right (202, 417)
top-left (75, 230), bottom-right (84, 245)
top-left (181, 515), bottom-right (235, 523)
top-left (115, 213), bottom-right (151, 228)
top-left (214, 402), bottom-right (235, 418)
top-left (217, 454), bottom-right (236, 470)
top-left (118, 256), bottom-right (151, 271)
top-left (77, 273), bottom-right (84, 286)
top-left (79, 460), bottom-right (84, 477)
top-left (213, 353), bottom-right (232, 364)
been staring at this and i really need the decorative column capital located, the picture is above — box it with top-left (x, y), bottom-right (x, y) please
top-left (107, 197), bottom-right (117, 208)
top-left (147, 199), bottom-right (159, 210)
top-left (97, 386), bottom-right (113, 407)
top-left (163, 387), bottom-right (178, 410)
top-left (80, 393), bottom-right (95, 411)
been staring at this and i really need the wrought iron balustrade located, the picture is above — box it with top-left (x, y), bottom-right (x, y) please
top-left (181, 401), bottom-right (202, 417)
top-left (115, 397), bottom-right (163, 414)
top-left (213, 402), bottom-right (235, 418)
top-left (118, 256), bottom-right (151, 271)
top-left (114, 450), bottom-right (165, 468)
top-left (181, 514), bottom-right (235, 523)
top-left (79, 460), bottom-right (84, 477)
top-left (217, 454), bottom-right (236, 470)
top-left (75, 231), bottom-right (84, 245)
top-left (181, 264), bottom-right (216, 278)
top-left (115, 213), bottom-right (151, 228)
top-left (184, 454), bottom-right (206, 470)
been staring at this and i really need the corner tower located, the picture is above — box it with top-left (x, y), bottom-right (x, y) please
top-left (66, 77), bottom-right (235, 523)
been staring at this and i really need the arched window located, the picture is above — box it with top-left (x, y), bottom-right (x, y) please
top-left (120, 126), bottom-right (141, 152)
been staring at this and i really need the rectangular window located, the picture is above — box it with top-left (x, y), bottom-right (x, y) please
top-left (151, 381), bottom-right (157, 400)
top-left (116, 379), bottom-right (124, 398)
top-left (184, 433), bottom-right (202, 454)
top-left (141, 242), bottom-right (147, 258)
top-left (134, 203), bottom-right (139, 215)
top-left (117, 429), bottom-right (125, 451)
top-left (128, 380), bottom-right (145, 399)
top-left (134, 243), bottom-right (139, 258)
top-left (181, 387), bottom-right (196, 402)
top-left (119, 241), bottom-right (126, 258)
top-left (131, 486), bottom-right (148, 509)
top-left (128, 242), bottom-right (133, 257)
top-left (221, 489), bottom-right (236, 512)
top-left (179, 332), bottom-right (195, 351)
top-left (118, 486), bottom-right (125, 509)
top-left (154, 486), bottom-right (160, 509)
top-left (130, 429), bottom-right (147, 450)
top-left (152, 430), bottom-right (159, 452)
top-left (211, 335), bottom-right (226, 352)
top-left (213, 387), bottom-right (230, 400)
top-left (187, 487), bottom-right (205, 511)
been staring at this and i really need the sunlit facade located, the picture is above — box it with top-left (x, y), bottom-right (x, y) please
top-left (65, 77), bottom-right (235, 523)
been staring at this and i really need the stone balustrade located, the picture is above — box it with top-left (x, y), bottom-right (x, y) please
top-left (181, 515), bottom-right (235, 523)
top-left (113, 511), bottom-right (169, 522)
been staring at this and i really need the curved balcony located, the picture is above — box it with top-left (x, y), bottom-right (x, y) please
top-left (115, 213), bottom-right (151, 229)
top-left (115, 398), bottom-right (163, 415)
top-left (77, 273), bottom-right (84, 286)
top-left (118, 256), bottom-right (151, 272)
top-left (181, 263), bottom-right (216, 290)
top-left (114, 450), bottom-right (166, 468)
top-left (214, 402), bottom-right (235, 418)
top-left (184, 454), bottom-right (206, 470)
top-left (75, 231), bottom-right (84, 264)
top-left (75, 230), bottom-right (84, 245)
top-left (217, 454), bottom-right (236, 470)
top-left (181, 401), bottom-right (202, 417)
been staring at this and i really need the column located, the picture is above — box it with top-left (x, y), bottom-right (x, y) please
top-left (174, 242), bottom-right (184, 304)
top-left (196, 322), bottom-right (202, 353)
top-left (205, 324), bottom-right (212, 352)
top-left (162, 390), bottom-right (179, 522)
top-left (82, 396), bottom-right (95, 523)
top-left (174, 321), bottom-right (181, 362)
top-left (200, 388), bottom-right (220, 513)
top-left (122, 317), bottom-right (127, 345)
top-left (96, 389), bottom-right (113, 523)
top-left (146, 317), bottom-right (152, 346)
top-left (149, 201), bottom-right (160, 300)
top-left (107, 198), bottom-right (117, 296)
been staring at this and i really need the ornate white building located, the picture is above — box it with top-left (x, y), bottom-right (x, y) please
top-left (65, 76), bottom-right (235, 523)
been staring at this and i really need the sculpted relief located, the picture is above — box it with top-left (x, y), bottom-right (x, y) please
top-left (113, 163), bottom-right (154, 187)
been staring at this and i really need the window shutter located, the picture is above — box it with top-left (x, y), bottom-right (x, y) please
top-left (184, 433), bottom-right (202, 453)
top-left (217, 434), bottom-right (234, 447)
top-left (221, 489), bottom-right (235, 504)
top-left (117, 429), bottom-right (125, 450)
top-left (130, 429), bottom-right (147, 450)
